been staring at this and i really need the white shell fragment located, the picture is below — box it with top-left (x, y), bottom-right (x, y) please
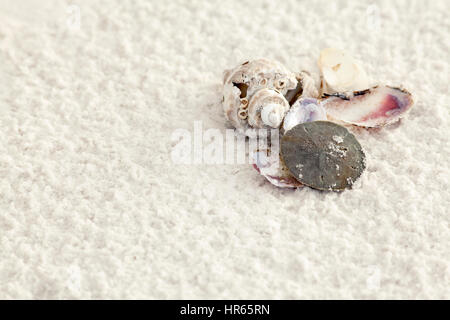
top-left (252, 148), bottom-right (303, 188)
top-left (282, 97), bottom-right (327, 132)
top-left (223, 59), bottom-right (298, 130)
top-left (299, 71), bottom-right (319, 99)
top-left (321, 85), bottom-right (414, 127)
top-left (318, 48), bottom-right (370, 94)
top-left (285, 71), bottom-right (319, 103)
top-left (248, 88), bottom-right (290, 128)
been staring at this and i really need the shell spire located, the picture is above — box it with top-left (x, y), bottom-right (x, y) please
top-left (247, 88), bottom-right (290, 128)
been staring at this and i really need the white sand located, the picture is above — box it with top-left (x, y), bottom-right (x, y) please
top-left (0, 0), bottom-right (449, 299)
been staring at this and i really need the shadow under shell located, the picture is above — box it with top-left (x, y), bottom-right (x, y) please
top-left (280, 121), bottom-right (366, 191)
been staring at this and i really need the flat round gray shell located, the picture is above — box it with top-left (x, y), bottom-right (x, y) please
top-left (280, 121), bottom-right (366, 191)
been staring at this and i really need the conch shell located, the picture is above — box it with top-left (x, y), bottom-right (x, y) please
top-left (223, 59), bottom-right (302, 131)
top-left (318, 48), bottom-right (370, 94)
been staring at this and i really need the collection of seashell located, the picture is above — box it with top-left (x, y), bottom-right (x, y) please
top-left (222, 48), bottom-right (414, 191)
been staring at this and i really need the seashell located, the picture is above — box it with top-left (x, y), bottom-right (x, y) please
top-left (281, 121), bottom-right (366, 191)
top-left (284, 71), bottom-right (319, 103)
top-left (318, 48), bottom-right (370, 94)
top-left (222, 59), bottom-right (298, 130)
top-left (298, 71), bottom-right (319, 99)
top-left (321, 85), bottom-right (414, 127)
top-left (248, 88), bottom-right (290, 128)
top-left (252, 147), bottom-right (303, 188)
top-left (282, 97), bottom-right (327, 133)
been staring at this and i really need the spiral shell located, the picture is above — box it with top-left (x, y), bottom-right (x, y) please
top-left (222, 59), bottom-right (297, 130)
top-left (247, 88), bottom-right (290, 128)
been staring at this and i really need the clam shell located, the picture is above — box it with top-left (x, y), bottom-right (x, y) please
top-left (280, 121), bottom-right (366, 191)
top-left (321, 85), bottom-right (414, 127)
top-left (318, 48), bottom-right (369, 94)
top-left (252, 148), bottom-right (303, 188)
top-left (282, 97), bottom-right (327, 133)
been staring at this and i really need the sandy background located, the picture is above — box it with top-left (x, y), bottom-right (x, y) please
top-left (0, 0), bottom-right (449, 299)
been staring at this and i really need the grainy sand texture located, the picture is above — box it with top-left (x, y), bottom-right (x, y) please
top-left (0, 0), bottom-right (449, 299)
